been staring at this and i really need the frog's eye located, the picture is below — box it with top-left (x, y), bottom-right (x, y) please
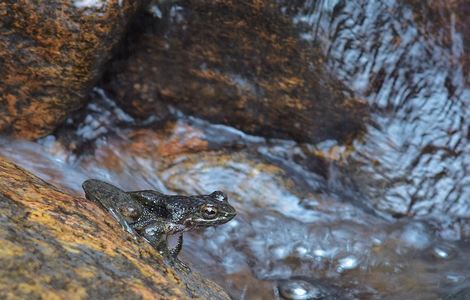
top-left (201, 205), bottom-right (218, 219)
top-left (210, 191), bottom-right (227, 202)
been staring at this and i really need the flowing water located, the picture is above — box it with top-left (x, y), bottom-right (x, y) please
top-left (1, 0), bottom-right (469, 299)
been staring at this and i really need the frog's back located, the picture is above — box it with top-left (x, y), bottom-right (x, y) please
top-left (83, 179), bottom-right (121, 198)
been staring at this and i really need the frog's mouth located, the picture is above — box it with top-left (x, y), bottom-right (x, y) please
top-left (183, 213), bottom-right (236, 228)
top-left (183, 218), bottom-right (218, 228)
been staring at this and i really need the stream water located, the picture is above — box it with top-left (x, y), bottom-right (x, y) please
top-left (1, 0), bottom-right (469, 299)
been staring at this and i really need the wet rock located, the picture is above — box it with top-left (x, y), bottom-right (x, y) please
top-left (104, 0), bottom-right (369, 144)
top-left (0, 156), bottom-right (230, 299)
top-left (0, 1), bottom-right (145, 139)
top-left (314, 1), bottom-right (470, 227)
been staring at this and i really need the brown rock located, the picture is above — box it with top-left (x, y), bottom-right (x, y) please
top-left (0, 1), bottom-right (145, 139)
top-left (104, 0), bottom-right (369, 144)
top-left (0, 156), bottom-right (230, 299)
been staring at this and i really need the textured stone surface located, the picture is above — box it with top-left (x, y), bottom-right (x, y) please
top-left (404, 0), bottom-right (469, 84)
top-left (0, 1), bottom-right (144, 139)
top-left (104, 0), bottom-right (369, 144)
top-left (0, 156), bottom-right (230, 299)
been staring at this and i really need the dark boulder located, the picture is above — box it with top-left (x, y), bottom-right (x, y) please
top-left (104, 0), bottom-right (369, 144)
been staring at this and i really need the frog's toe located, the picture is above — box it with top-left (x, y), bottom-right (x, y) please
top-left (169, 257), bottom-right (192, 274)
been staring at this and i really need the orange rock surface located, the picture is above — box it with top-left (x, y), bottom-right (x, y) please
top-left (0, 1), bottom-right (143, 139)
top-left (0, 156), bottom-right (230, 299)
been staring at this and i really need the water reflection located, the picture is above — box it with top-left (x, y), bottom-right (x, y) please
top-left (277, 277), bottom-right (341, 300)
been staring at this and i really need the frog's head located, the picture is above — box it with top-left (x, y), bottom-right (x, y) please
top-left (182, 191), bottom-right (237, 228)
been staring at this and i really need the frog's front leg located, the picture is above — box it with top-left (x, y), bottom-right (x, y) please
top-left (134, 219), bottom-right (190, 272)
top-left (169, 233), bottom-right (183, 258)
top-left (165, 233), bottom-right (190, 273)
top-left (133, 218), bottom-right (185, 255)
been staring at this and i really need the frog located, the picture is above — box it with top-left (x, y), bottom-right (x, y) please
top-left (82, 179), bottom-right (236, 269)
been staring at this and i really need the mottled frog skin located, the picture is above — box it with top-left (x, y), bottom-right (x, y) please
top-left (82, 179), bottom-right (236, 267)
